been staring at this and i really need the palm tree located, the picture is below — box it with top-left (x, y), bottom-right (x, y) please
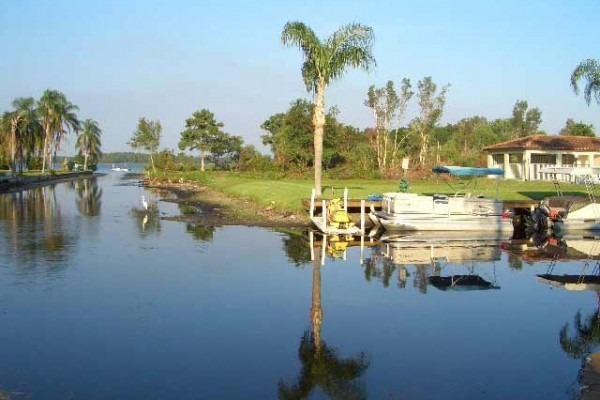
top-left (76, 119), bottom-right (102, 170)
top-left (571, 59), bottom-right (600, 106)
top-left (281, 22), bottom-right (376, 195)
top-left (37, 90), bottom-right (79, 172)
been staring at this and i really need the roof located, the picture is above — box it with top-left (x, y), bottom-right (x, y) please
top-left (483, 135), bottom-right (600, 152)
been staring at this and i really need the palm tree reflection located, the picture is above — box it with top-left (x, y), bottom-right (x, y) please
top-left (75, 178), bottom-right (102, 217)
top-left (279, 232), bottom-right (369, 399)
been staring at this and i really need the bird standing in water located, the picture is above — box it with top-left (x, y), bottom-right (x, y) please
top-left (141, 195), bottom-right (148, 211)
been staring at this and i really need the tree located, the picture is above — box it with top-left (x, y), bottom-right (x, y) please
top-left (129, 117), bottom-right (161, 172)
top-left (571, 59), bottom-right (600, 106)
top-left (178, 109), bottom-right (225, 171)
top-left (510, 100), bottom-right (542, 138)
top-left (559, 118), bottom-right (596, 137)
top-left (365, 79), bottom-right (413, 172)
top-left (76, 119), bottom-right (102, 170)
top-left (410, 77), bottom-right (450, 166)
top-left (281, 21), bottom-right (376, 195)
top-left (37, 90), bottom-right (79, 172)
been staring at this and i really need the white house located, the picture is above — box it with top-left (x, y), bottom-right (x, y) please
top-left (484, 135), bottom-right (600, 181)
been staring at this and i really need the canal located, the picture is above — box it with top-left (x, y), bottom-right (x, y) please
top-left (0, 171), bottom-right (598, 399)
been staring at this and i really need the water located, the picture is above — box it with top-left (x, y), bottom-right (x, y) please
top-left (0, 173), bottom-right (598, 399)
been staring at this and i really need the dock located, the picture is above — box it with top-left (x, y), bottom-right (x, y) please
top-left (307, 188), bottom-right (368, 235)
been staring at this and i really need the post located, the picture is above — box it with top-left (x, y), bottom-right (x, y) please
top-left (309, 230), bottom-right (314, 262)
top-left (360, 235), bottom-right (364, 265)
top-left (310, 188), bottom-right (316, 218)
top-left (360, 200), bottom-right (365, 234)
top-left (344, 188), bottom-right (348, 211)
top-left (322, 200), bottom-right (327, 229)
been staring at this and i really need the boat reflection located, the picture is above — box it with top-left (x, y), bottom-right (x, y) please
top-left (531, 235), bottom-right (600, 399)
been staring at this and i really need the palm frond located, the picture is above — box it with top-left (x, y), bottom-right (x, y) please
top-left (571, 59), bottom-right (600, 105)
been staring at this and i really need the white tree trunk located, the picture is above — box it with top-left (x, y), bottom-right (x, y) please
top-left (312, 79), bottom-right (326, 196)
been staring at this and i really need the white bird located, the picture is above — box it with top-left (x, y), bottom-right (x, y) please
top-left (141, 195), bottom-right (148, 211)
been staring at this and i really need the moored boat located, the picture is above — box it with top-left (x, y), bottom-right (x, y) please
top-left (370, 166), bottom-right (513, 232)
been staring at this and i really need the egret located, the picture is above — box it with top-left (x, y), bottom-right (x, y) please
top-left (141, 195), bottom-right (148, 211)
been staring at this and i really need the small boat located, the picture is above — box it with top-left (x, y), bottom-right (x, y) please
top-left (370, 166), bottom-right (513, 232)
top-left (110, 164), bottom-right (131, 172)
top-left (528, 167), bottom-right (600, 233)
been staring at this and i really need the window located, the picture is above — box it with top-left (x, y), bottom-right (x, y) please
top-left (492, 154), bottom-right (504, 165)
top-left (509, 154), bottom-right (523, 163)
top-left (531, 154), bottom-right (557, 164)
top-left (562, 154), bottom-right (575, 165)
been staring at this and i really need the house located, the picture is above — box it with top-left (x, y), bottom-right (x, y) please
top-left (484, 135), bottom-right (600, 181)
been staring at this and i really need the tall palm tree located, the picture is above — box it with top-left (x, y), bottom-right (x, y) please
top-left (571, 59), bottom-right (600, 106)
top-left (37, 90), bottom-right (79, 172)
top-left (76, 119), bottom-right (102, 170)
top-left (281, 22), bottom-right (376, 195)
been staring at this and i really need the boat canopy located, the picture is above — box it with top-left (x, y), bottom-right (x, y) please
top-left (432, 166), bottom-right (505, 176)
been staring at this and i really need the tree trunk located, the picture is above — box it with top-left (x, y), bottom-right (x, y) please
top-left (10, 121), bottom-right (16, 176)
top-left (311, 256), bottom-right (323, 353)
top-left (150, 152), bottom-right (156, 173)
top-left (84, 152), bottom-right (88, 171)
top-left (200, 150), bottom-right (205, 172)
top-left (41, 136), bottom-right (48, 172)
top-left (312, 79), bottom-right (326, 196)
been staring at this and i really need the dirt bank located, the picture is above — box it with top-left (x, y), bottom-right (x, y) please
top-left (146, 179), bottom-right (311, 228)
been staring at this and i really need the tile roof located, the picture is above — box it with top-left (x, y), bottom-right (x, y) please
top-left (483, 135), bottom-right (600, 152)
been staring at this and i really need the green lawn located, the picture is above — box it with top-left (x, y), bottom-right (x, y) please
top-left (155, 171), bottom-right (594, 214)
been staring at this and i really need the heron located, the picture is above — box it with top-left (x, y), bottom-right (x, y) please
top-left (141, 195), bottom-right (148, 211)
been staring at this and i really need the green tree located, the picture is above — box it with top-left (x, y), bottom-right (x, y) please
top-left (410, 77), bottom-right (450, 166)
top-left (76, 119), bottom-right (102, 170)
top-left (281, 21), bottom-right (376, 195)
top-left (178, 109), bottom-right (225, 171)
top-left (129, 117), bottom-right (161, 172)
top-left (37, 90), bottom-right (80, 172)
top-left (571, 59), bottom-right (600, 106)
top-left (510, 100), bottom-right (542, 138)
top-left (559, 118), bottom-right (596, 137)
top-left (365, 79), bottom-right (413, 172)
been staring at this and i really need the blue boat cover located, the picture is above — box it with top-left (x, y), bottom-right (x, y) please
top-left (432, 166), bottom-right (504, 176)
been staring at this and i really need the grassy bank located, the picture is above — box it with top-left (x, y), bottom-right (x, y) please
top-left (151, 171), bottom-right (595, 214)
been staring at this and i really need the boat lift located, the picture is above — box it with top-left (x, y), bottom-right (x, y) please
top-left (308, 188), bottom-right (366, 236)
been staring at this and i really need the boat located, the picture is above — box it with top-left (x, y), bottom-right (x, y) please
top-left (110, 164), bottom-right (131, 172)
top-left (370, 166), bottom-right (513, 232)
top-left (528, 166), bottom-right (600, 233)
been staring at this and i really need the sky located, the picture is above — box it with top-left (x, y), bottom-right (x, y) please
top-left (1, 0), bottom-right (599, 154)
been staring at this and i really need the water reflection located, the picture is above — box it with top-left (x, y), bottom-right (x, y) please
top-left (0, 184), bottom-right (78, 268)
top-left (74, 178), bottom-right (102, 217)
top-left (130, 196), bottom-right (161, 236)
top-left (279, 232), bottom-right (369, 398)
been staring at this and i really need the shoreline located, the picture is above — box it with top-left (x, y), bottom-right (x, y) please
top-left (0, 171), bottom-right (98, 194)
top-left (147, 179), bottom-right (312, 228)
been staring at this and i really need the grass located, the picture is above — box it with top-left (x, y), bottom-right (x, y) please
top-left (153, 171), bottom-right (597, 214)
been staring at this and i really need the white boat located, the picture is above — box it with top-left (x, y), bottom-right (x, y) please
top-left (529, 166), bottom-right (600, 233)
top-left (110, 164), bottom-right (131, 172)
top-left (370, 166), bottom-right (513, 232)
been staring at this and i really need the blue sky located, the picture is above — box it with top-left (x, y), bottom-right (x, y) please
top-left (1, 0), bottom-right (599, 153)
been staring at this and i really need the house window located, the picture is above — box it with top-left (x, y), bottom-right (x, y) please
top-left (492, 154), bottom-right (504, 165)
top-left (509, 154), bottom-right (523, 163)
top-left (531, 154), bottom-right (557, 164)
top-left (562, 154), bottom-right (575, 165)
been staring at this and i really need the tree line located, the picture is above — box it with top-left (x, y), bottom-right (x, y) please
top-left (0, 89), bottom-right (102, 174)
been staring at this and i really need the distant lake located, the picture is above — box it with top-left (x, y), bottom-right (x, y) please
top-left (0, 172), bottom-right (598, 399)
